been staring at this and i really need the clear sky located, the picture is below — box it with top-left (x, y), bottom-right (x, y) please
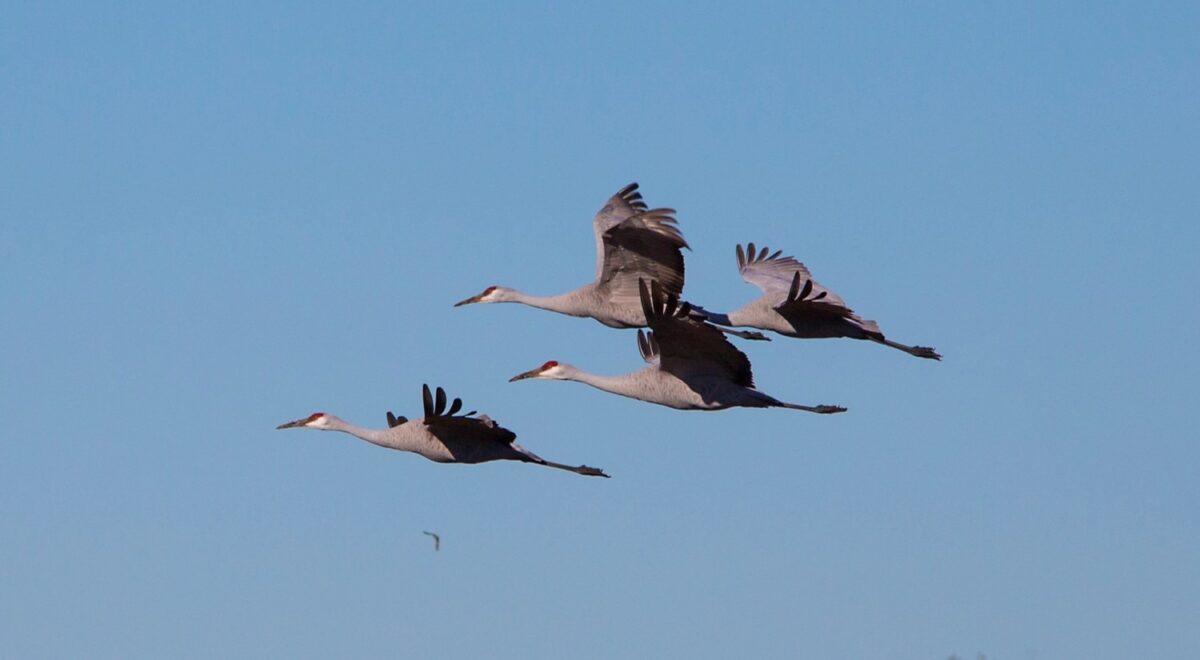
top-left (3, 2), bottom-right (1197, 658)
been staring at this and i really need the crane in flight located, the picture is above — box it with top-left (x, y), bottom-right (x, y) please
top-left (423, 531), bottom-right (440, 551)
top-left (691, 243), bottom-right (941, 360)
top-left (455, 183), bottom-right (765, 340)
top-left (276, 385), bottom-right (608, 478)
top-left (510, 279), bottom-right (846, 414)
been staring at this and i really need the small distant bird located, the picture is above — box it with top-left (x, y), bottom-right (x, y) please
top-left (510, 279), bottom-right (846, 414)
top-left (692, 243), bottom-right (941, 359)
top-left (423, 531), bottom-right (440, 551)
top-left (276, 385), bottom-right (609, 477)
top-left (455, 183), bottom-right (688, 328)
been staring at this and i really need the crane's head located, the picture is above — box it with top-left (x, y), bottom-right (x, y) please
top-left (454, 285), bottom-right (509, 306)
top-left (509, 360), bottom-right (568, 382)
top-left (276, 412), bottom-right (331, 430)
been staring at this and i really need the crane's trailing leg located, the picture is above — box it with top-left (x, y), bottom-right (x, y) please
top-left (744, 386), bottom-right (846, 414)
top-left (873, 337), bottom-right (942, 360)
top-left (779, 403), bottom-right (847, 414)
top-left (513, 441), bottom-right (610, 477)
top-left (718, 327), bottom-right (771, 341)
top-left (538, 460), bottom-right (610, 478)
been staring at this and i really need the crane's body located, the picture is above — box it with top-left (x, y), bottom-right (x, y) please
top-left (511, 280), bottom-right (846, 414)
top-left (455, 183), bottom-right (688, 329)
top-left (697, 243), bottom-right (941, 360)
top-left (276, 385), bottom-right (608, 477)
top-left (522, 363), bottom-right (812, 411)
top-left (706, 297), bottom-right (877, 340)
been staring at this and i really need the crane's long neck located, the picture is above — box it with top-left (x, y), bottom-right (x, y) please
top-left (506, 288), bottom-right (592, 318)
top-left (325, 418), bottom-right (395, 449)
top-left (562, 367), bottom-right (652, 402)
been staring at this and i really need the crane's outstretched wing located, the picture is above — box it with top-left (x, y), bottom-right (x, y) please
top-left (734, 244), bottom-right (849, 314)
top-left (420, 384), bottom-right (475, 419)
top-left (773, 270), bottom-right (859, 320)
top-left (419, 385), bottom-right (516, 462)
top-left (416, 385), bottom-right (607, 476)
top-left (592, 182), bottom-right (649, 250)
top-left (389, 383), bottom-right (474, 429)
top-left (591, 184), bottom-right (688, 307)
top-left (639, 279), bottom-right (753, 387)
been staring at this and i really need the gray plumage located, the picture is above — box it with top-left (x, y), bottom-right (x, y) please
top-left (276, 385), bottom-right (608, 477)
top-left (510, 280), bottom-right (846, 414)
top-left (693, 243), bottom-right (941, 360)
top-left (454, 183), bottom-right (689, 328)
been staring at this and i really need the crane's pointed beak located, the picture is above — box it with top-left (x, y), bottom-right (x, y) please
top-left (453, 293), bottom-right (482, 307)
top-left (275, 418), bottom-right (307, 429)
top-left (509, 368), bottom-right (541, 382)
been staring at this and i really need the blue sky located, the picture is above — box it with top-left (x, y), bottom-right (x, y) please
top-left (3, 2), bottom-right (1197, 658)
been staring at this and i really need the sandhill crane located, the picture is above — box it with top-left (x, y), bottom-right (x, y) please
top-left (454, 183), bottom-right (766, 340)
top-left (510, 279), bottom-right (846, 414)
top-left (692, 243), bottom-right (942, 360)
top-left (276, 385), bottom-right (608, 478)
top-left (423, 531), bottom-right (440, 551)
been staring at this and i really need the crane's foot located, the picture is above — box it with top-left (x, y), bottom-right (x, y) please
top-left (813, 405), bottom-right (847, 414)
top-left (910, 346), bottom-right (942, 360)
top-left (576, 465), bottom-right (610, 478)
